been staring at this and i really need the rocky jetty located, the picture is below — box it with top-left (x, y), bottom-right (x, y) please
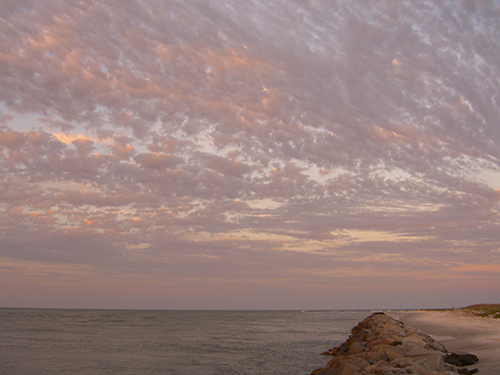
top-left (310, 312), bottom-right (479, 375)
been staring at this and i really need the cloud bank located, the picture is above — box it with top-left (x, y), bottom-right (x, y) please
top-left (0, 0), bottom-right (499, 309)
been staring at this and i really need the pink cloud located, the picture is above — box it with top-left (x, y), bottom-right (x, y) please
top-left (0, 0), bottom-right (499, 309)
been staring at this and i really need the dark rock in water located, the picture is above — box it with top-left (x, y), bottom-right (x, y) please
top-left (444, 352), bottom-right (479, 366)
top-left (457, 368), bottom-right (478, 375)
top-left (309, 312), bottom-right (479, 375)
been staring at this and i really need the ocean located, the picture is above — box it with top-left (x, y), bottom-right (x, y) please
top-left (0, 308), bottom-right (372, 375)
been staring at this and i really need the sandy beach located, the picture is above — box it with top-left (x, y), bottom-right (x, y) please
top-left (391, 310), bottom-right (500, 375)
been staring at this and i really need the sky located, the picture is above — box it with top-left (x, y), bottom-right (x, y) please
top-left (0, 0), bottom-right (499, 310)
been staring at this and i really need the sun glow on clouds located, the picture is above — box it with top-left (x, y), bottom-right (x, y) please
top-left (0, 0), bottom-right (499, 309)
top-left (51, 133), bottom-right (113, 145)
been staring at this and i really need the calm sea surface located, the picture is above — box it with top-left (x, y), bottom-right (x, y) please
top-left (0, 309), bottom-right (371, 375)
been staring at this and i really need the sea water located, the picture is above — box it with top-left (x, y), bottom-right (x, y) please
top-left (0, 309), bottom-right (371, 375)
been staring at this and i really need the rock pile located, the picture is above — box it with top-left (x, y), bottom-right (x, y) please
top-left (310, 312), bottom-right (479, 375)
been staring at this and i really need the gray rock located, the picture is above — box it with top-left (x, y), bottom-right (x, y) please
top-left (444, 352), bottom-right (479, 366)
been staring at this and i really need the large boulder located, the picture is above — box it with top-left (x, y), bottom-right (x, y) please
top-left (444, 352), bottom-right (479, 366)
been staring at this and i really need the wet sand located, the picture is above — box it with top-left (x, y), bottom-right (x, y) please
top-left (392, 310), bottom-right (500, 375)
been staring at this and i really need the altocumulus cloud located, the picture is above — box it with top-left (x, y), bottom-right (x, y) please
top-left (0, 0), bottom-right (499, 309)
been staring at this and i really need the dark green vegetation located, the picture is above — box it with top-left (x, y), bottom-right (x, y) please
top-left (461, 304), bottom-right (500, 318)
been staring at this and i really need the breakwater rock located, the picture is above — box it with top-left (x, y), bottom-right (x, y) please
top-left (310, 312), bottom-right (478, 375)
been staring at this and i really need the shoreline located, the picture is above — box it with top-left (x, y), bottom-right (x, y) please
top-left (392, 310), bottom-right (500, 375)
top-left (311, 312), bottom-right (478, 375)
